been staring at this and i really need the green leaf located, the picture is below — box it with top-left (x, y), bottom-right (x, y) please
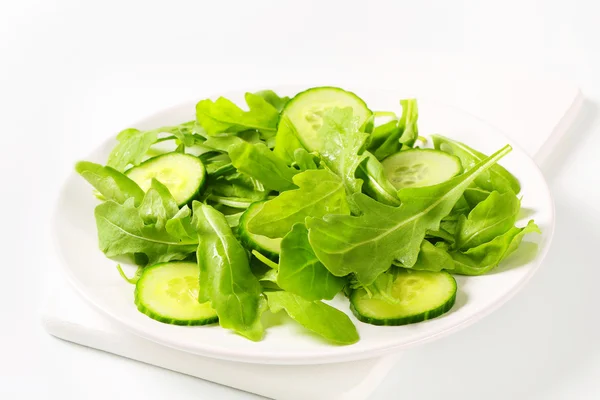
top-left (250, 256), bottom-right (279, 284)
top-left (355, 153), bottom-right (401, 206)
top-left (432, 135), bottom-right (520, 194)
top-left (367, 119), bottom-right (400, 156)
top-left (165, 205), bottom-right (197, 241)
top-left (203, 153), bottom-right (236, 178)
top-left (203, 131), bottom-right (261, 152)
top-left (456, 191), bottom-right (520, 250)
top-left (138, 179), bottom-right (179, 230)
top-left (398, 99), bottom-right (419, 147)
top-left (425, 228), bottom-right (455, 244)
top-left (196, 93), bottom-right (280, 136)
top-left (207, 196), bottom-right (254, 210)
top-left (247, 169), bottom-right (350, 239)
top-left (370, 99), bottom-right (418, 159)
top-left (273, 115), bottom-right (305, 163)
top-left (206, 172), bottom-right (268, 201)
top-left (76, 161), bottom-right (145, 206)
top-left (254, 90), bottom-right (290, 113)
top-left (307, 145), bottom-right (512, 285)
top-left (94, 198), bottom-right (197, 265)
top-left (116, 264), bottom-right (143, 284)
top-left (317, 107), bottom-right (369, 196)
top-left (278, 224), bottom-right (345, 301)
top-left (229, 141), bottom-right (299, 192)
top-left (108, 128), bottom-right (158, 172)
top-left (292, 148), bottom-right (320, 171)
top-left (265, 291), bottom-right (359, 345)
top-left (408, 240), bottom-right (455, 272)
top-left (464, 186), bottom-right (492, 208)
top-left (107, 121), bottom-right (197, 171)
top-left (351, 268), bottom-right (401, 304)
top-left (251, 250), bottom-right (279, 270)
top-left (451, 220), bottom-right (540, 275)
top-left (191, 202), bottom-right (265, 341)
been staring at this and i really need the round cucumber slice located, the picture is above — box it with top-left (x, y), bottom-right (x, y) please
top-left (382, 149), bottom-right (461, 190)
top-left (238, 201), bottom-right (282, 261)
top-left (126, 152), bottom-right (206, 206)
top-left (134, 262), bottom-right (218, 326)
top-left (350, 269), bottom-right (457, 326)
top-left (281, 86), bottom-right (372, 152)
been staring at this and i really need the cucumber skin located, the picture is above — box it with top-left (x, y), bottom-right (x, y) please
top-left (278, 86), bottom-right (373, 146)
top-left (134, 298), bottom-right (218, 326)
top-left (238, 201), bottom-right (280, 261)
top-left (126, 152), bottom-right (207, 206)
top-left (134, 262), bottom-right (218, 326)
top-left (280, 86), bottom-right (372, 121)
top-left (349, 273), bottom-right (457, 326)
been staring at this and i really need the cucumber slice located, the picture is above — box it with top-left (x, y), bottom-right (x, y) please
top-left (134, 262), bottom-right (218, 326)
top-left (280, 87), bottom-right (372, 152)
top-left (126, 152), bottom-right (206, 206)
top-left (239, 202), bottom-right (282, 260)
top-left (350, 269), bottom-right (456, 326)
top-left (382, 149), bottom-right (461, 190)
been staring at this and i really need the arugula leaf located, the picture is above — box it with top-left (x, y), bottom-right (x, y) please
top-left (451, 220), bottom-right (540, 275)
top-left (398, 99), bottom-right (419, 147)
top-left (278, 224), bottom-right (345, 301)
top-left (408, 240), bottom-right (455, 272)
top-left (456, 190), bottom-right (520, 250)
top-left (273, 115), bottom-right (305, 163)
top-left (351, 268), bottom-right (401, 304)
top-left (367, 119), bottom-right (399, 156)
top-left (76, 161), bottom-right (145, 206)
top-left (94, 198), bottom-right (197, 265)
top-left (250, 256), bottom-right (278, 284)
top-left (203, 131), bottom-right (261, 152)
top-left (292, 148), bottom-right (320, 171)
top-left (355, 153), bottom-right (401, 206)
top-left (107, 121), bottom-right (199, 171)
top-left (191, 202), bottom-right (266, 341)
top-left (432, 135), bottom-right (520, 194)
top-left (265, 291), bottom-right (359, 345)
top-left (425, 228), bottom-right (455, 244)
top-left (254, 90), bottom-right (290, 113)
top-left (207, 172), bottom-right (268, 201)
top-left (138, 179), bottom-right (179, 230)
top-left (165, 205), bottom-right (197, 241)
top-left (370, 99), bottom-right (418, 159)
top-left (247, 169), bottom-right (350, 239)
top-left (224, 211), bottom-right (244, 228)
top-left (318, 107), bottom-right (369, 196)
top-left (464, 187), bottom-right (492, 208)
top-left (307, 145), bottom-right (512, 285)
top-left (229, 141), bottom-right (299, 192)
top-left (207, 196), bottom-right (254, 210)
top-left (196, 93), bottom-right (280, 136)
top-left (203, 154), bottom-right (236, 177)
top-left (251, 250), bottom-right (279, 270)
top-left (440, 218), bottom-right (458, 236)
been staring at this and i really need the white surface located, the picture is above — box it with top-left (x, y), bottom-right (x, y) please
top-left (53, 90), bottom-right (554, 365)
top-left (3, 1), bottom-right (600, 399)
top-left (42, 288), bottom-right (399, 400)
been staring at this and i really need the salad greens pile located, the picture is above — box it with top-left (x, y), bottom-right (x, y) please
top-left (76, 86), bottom-right (539, 345)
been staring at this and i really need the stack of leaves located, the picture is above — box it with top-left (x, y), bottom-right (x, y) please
top-left (76, 88), bottom-right (539, 344)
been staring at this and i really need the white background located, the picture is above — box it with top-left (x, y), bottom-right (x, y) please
top-left (2, 1), bottom-right (600, 399)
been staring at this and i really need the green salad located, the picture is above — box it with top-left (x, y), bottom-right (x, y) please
top-left (76, 86), bottom-right (539, 345)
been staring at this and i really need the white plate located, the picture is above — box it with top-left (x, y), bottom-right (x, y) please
top-left (53, 86), bottom-right (554, 365)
